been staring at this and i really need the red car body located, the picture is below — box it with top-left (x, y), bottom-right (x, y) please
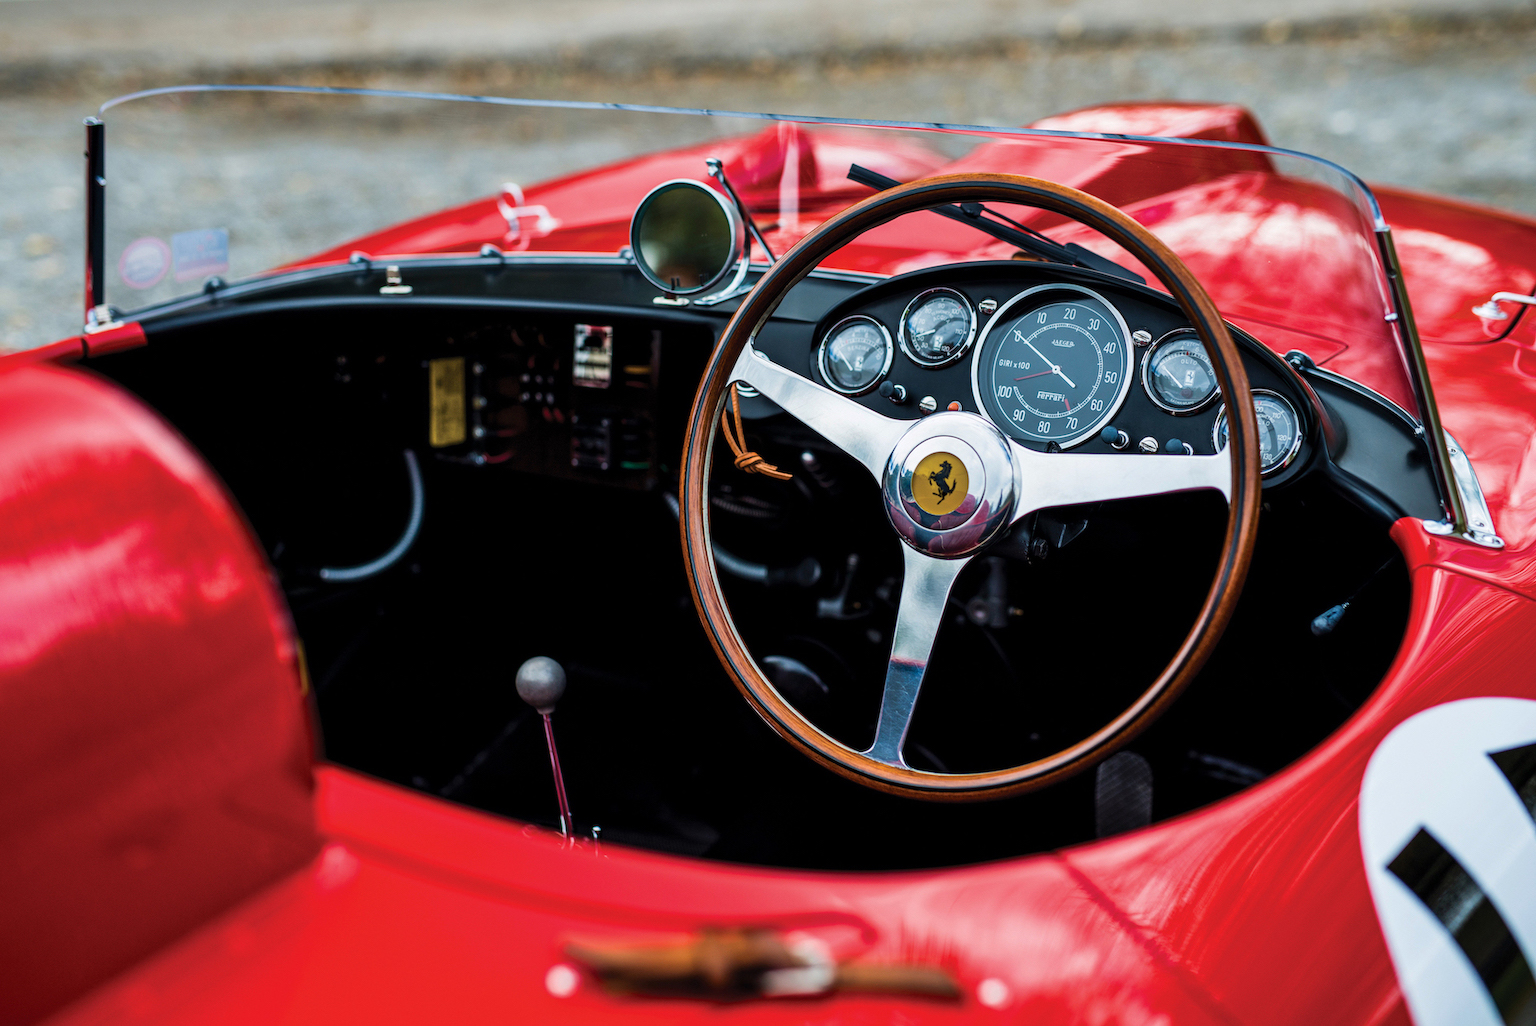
top-left (3, 98), bottom-right (1535, 1026)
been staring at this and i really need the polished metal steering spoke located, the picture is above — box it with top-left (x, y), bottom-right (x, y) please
top-left (729, 341), bottom-right (908, 482)
top-left (1010, 442), bottom-right (1231, 523)
top-left (861, 547), bottom-right (972, 768)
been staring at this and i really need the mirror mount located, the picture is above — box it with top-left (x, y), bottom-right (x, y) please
top-left (706, 157), bottom-right (776, 266)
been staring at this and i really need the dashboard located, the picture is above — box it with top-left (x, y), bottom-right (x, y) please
top-left (111, 254), bottom-right (1442, 533)
top-left (751, 261), bottom-right (1324, 488)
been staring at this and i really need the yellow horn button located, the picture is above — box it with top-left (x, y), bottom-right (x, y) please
top-left (912, 451), bottom-right (969, 515)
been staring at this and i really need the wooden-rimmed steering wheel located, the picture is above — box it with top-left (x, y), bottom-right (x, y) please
top-left (680, 174), bottom-right (1262, 801)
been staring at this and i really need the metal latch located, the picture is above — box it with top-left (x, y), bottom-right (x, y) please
top-left (379, 265), bottom-right (413, 295)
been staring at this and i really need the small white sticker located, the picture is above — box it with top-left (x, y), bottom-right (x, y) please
top-left (118, 236), bottom-right (170, 289)
top-left (172, 228), bottom-right (229, 283)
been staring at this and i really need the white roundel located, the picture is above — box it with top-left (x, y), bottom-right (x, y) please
top-left (1360, 697), bottom-right (1536, 1026)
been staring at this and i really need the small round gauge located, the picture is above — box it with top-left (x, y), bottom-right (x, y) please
top-left (900, 288), bottom-right (977, 367)
top-left (1143, 329), bottom-right (1218, 413)
top-left (818, 315), bottom-right (894, 395)
top-left (973, 285), bottom-right (1133, 447)
top-left (1213, 390), bottom-right (1303, 476)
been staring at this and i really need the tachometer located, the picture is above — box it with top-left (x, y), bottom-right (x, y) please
top-left (900, 288), bottom-right (976, 367)
top-left (1143, 329), bottom-right (1218, 413)
top-left (973, 285), bottom-right (1133, 447)
top-left (1213, 390), bottom-right (1302, 476)
top-left (817, 315), bottom-right (893, 395)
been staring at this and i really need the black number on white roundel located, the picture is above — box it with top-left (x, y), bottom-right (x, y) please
top-left (1362, 701), bottom-right (1536, 1026)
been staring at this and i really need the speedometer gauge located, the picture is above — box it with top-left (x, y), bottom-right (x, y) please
top-left (900, 288), bottom-right (976, 367)
top-left (1143, 329), bottom-right (1218, 413)
top-left (973, 284), bottom-right (1133, 447)
top-left (1213, 390), bottom-right (1303, 476)
top-left (817, 315), bottom-right (893, 395)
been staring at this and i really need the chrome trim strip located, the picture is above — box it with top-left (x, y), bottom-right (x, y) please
top-left (111, 254), bottom-right (883, 327)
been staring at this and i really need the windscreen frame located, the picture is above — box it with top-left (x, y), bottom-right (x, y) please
top-left (80, 83), bottom-right (1467, 537)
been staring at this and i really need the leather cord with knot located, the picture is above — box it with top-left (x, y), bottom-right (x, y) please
top-left (719, 383), bottom-right (791, 480)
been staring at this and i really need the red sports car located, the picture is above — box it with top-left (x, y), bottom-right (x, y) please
top-left (4, 86), bottom-right (1534, 1026)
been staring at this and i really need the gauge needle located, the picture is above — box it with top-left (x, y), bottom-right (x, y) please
top-left (1014, 370), bottom-right (1053, 381)
top-left (1024, 341), bottom-right (1077, 389)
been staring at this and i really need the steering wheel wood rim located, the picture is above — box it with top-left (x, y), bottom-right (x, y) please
top-left (680, 173), bottom-right (1262, 801)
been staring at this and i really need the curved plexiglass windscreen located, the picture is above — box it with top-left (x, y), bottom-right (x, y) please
top-left (97, 87), bottom-right (1418, 415)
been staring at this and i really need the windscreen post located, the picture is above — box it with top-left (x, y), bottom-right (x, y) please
top-left (83, 117), bottom-right (107, 327)
top-left (1376, 225), bottom-right (1470, 537)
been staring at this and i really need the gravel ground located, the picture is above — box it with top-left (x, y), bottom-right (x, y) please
top-left (4, 20), bottom-right (1534, 349)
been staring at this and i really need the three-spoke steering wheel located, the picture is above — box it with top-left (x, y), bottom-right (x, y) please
top-left (680, 174), bottom-right (1262, 800)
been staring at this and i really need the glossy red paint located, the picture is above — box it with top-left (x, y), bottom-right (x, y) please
top-left (14, 101), bottom-right (1536, 1025)
top-left (1378, 185), bottom-right (1536, 345)
top-left (1027, 102), bottom-right (1272, 146)
top-left (82, 321), bottom-right (148, 358)
top-left (294, 104), bottom-right (1419, 406)
top-left (0, 335), bottom-right (82, 373)
top-left (292, 124), bottom-right (951, 267)
top-left (0, 364), bottom-right (318, 1026)
top-left (302, 101), bottom-right (1276, 271)
top-left (44, 765), bottom-right (1237, 1026)
top-left (1063, 549), bottom-right (1536, 1026)
top-left (35, 521), bottom-right (1536, 1026)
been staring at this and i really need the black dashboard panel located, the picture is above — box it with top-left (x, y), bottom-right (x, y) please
top-left (753, 261), bottom-right (1324, 486)
top-left (101, 256), bottom-right (1441, 522)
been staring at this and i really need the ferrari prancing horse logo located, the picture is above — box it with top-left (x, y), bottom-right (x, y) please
top-left (912, 451), bottom-right (969, 516)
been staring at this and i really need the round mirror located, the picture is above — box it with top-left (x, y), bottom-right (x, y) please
top-left (630, 180), bottom-right (744, 296)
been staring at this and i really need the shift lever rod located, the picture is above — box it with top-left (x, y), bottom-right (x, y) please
top-left (516, 656), bottom-right (573, 838)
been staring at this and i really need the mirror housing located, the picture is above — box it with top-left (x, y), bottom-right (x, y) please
top-left (630, 179), bottom-right (745, 296)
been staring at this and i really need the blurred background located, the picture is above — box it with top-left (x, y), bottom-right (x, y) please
top-left (3, 0), bottom-right (1534, 349)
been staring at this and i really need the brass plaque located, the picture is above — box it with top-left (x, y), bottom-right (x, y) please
top-left (428, 357), bottom-right (466, 448)
top-left (912, 451), bottom-right (968, 516)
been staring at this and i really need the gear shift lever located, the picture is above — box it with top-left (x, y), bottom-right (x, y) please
top-left (516, 656), bottom-right (573, 838)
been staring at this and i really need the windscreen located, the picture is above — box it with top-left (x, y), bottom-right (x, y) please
top-left (97, 87), bottom-right (1417, 413)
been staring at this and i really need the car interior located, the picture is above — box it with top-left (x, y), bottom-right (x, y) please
top-left (82, 223), bottom-right (1441, 871)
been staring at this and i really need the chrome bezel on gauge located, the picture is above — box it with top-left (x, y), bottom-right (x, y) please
top-left (817, 314), bottom-right (894, 396)
top-left (1141, 328), bottom-right (1220, 415)
top-left (1212, 389), bottom-right (1303, 476)
top-left (969, 282), bottom-right (1136, 449)
top-left (899, 287), bottom-right (977, 368)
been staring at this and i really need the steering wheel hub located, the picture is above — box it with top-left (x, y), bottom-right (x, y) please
top-left (882, 411), bottom-right (1017, 559)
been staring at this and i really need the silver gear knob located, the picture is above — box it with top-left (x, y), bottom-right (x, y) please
top-left (516, 656), bottom-right (567, 714)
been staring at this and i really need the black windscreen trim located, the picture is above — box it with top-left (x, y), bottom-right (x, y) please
top-left (1388, 827), bottom-right (1536, 1026)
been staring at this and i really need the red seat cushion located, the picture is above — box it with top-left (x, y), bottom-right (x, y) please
top-left (0, 363), bottom-right (318, 1026)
